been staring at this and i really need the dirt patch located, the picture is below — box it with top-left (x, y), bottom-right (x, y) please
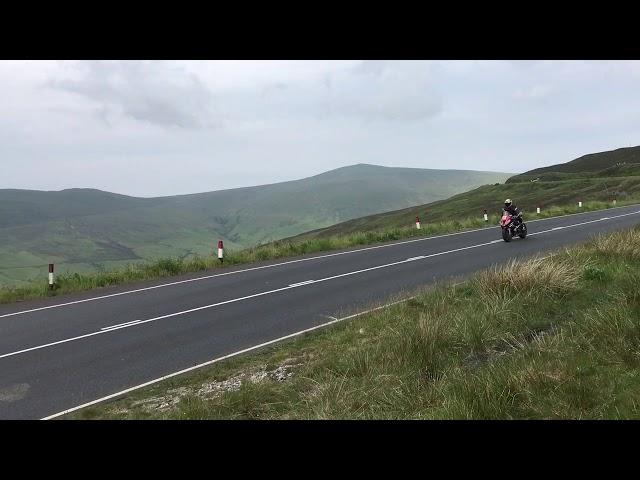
top-left (127, 361), bottom-right (302, 413)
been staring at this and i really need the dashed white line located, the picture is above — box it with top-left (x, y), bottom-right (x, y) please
top-left (289, 280), bottom-right (316, 287)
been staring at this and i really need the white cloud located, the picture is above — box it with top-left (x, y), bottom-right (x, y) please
top-left (1, 60), bottom-right (639, 196)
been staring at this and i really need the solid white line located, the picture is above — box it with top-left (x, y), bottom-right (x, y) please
top-left (5, 209), bottom-right (640, 361)
top-left (525, 202), bottom-right (640, 224)
top-left (528, 210), bottom-right (640, 237)
top-left (100, 320), bottom-right (143, 331)
top-left (5, 202), bottom-right (639, 320)
top-left (41, 296), bottom-right (416, 420)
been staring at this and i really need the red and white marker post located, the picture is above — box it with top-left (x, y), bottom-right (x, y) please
top-left (483, 209), bottom-right (488, 222)
top-left (217, 240), bottom-right (224, 263)
top-left (48, 263), bottom-right (55, 290)
top-left (415, 216), bottom-right (421, 229)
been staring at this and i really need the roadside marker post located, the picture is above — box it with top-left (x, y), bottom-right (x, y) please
top-left (578, 200), bottom-right (583, 208)
top-left (415, 216), bottom-right (421, 229)
top-left (613, 199), bottom-right (617, 206)
top-left (217, 240), bottom-right (224, 263)
top-left (48, 264), bottom-right (55, 290)
top-left (536, 206), bottom-right (541, 214)
top-left (483, 209), bottom-right (488, 222)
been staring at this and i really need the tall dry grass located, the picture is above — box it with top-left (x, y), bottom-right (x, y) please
top-left (472, 256), bottom-right (582, 302)
top-left (588, 228), bottom-right (640, 261)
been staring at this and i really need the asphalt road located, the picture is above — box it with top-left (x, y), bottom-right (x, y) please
top-left (1, 205), bottom-right (639, 419)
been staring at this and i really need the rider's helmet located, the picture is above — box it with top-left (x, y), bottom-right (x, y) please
top-left (504, 198), bottom-right (512, 208)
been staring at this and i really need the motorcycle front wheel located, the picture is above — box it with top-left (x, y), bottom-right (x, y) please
top-left (518, 223), bottom-right (528, 239)
top-left (502, 228), bottom-right (512, 242)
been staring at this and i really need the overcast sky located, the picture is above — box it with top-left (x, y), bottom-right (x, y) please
top-left (1, 60), bottom-right (639, 197)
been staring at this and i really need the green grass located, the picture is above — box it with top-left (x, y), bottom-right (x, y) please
top-left (508, 145), bottom-right (640, 179)
top-left (68, 225), bottom-right (640, 420)
top-left (2, 197), bottom-right (638, 305)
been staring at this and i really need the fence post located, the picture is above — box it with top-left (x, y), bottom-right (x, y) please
top-left (218, 240), bottom-right (224, 263)
top-left (48, 264), bottom-right (55, 290)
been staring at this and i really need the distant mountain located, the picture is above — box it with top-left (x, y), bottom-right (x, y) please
top-left (0, 164), bottom-right (510, 285)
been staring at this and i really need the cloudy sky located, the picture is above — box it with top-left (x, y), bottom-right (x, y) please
top-left (1, 60), bottom-right (639, 197)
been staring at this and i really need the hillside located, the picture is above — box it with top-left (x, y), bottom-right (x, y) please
top-left (289, 157), bottom-right (640, 241)
top-left (0, 165), bottom-right (509, 286)
top-left (507, 145), bottom-right (640, 183)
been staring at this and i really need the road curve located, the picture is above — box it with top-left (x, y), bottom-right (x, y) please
top-left (1, 204), bottom-right (639, 419)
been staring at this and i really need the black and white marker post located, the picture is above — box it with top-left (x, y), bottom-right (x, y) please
top-left (415, 216), bottom-right (421, 230)
top-left (483, 209), bottom-right (488, 222)
top-left (48, 263), bottom-right (55, 290)
top-left (218, 240), bottom-right (224, 263)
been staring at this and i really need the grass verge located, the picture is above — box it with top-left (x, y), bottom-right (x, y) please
top-left (2, 198), bottom-right (637, 305)
top-left (68, 225), bottom-right (640, 419)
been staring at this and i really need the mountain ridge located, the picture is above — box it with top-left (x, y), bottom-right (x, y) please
top-left (0, 164), bottom-right (510, 285)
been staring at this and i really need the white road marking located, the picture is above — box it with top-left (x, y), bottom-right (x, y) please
top-left (40, 296), bottom-right (417, 420)
top-left (3, 209), bottom-right (640, 361)
top-left (100, 320), bottom-right (143, 331)
top-left (406, 256), bottom-right (426, 261)
top-left (4, 203), bottom-right (639, 320)
top-left (289, 280), bottom-right (316, 287)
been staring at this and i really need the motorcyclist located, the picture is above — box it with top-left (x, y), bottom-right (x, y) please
top-left (503, 199), bottom-right (523, 226)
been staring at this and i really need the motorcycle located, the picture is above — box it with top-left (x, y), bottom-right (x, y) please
top-left (499, 212), bottom-right (527, 242)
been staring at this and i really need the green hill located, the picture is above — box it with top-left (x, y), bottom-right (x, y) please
top-left (507, 145), bottom-right (640, 183)
top-left (289, 149), bottom-right (640, 241)
top-left (0, 165), bottom-right (510, 286)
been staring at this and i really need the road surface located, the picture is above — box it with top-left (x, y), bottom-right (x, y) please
top-left (1, 204), bottom-right (639, 419)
